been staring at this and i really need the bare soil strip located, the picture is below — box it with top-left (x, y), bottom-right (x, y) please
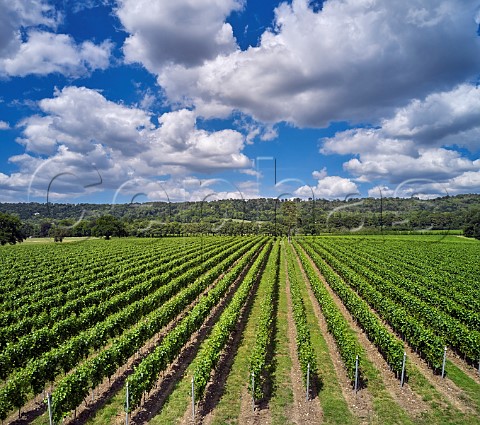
top-left (238, 385), bottom-right (271, 425)
top-left (296, 243), bottom-right (429, 420)
top-left (194, 258), bottom-right (264, 424)
top-left (283, 246), bottom-right (323, 424)
top-left (291, 244), bottom-right (374, 423)
top-left (129, 249), bottom-right (262, 425)
top-left (298, 242), bottom-right (475, 417)
top-left (7, 249), bottom-right (252, 425)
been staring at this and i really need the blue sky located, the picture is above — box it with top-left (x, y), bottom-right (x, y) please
top-left (0, 0), bottom-right (479, 204)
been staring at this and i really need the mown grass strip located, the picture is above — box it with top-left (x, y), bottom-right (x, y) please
top-left (210, 240), bottom-right (280, 424)
top-left (444, 361), bottom-right (480, 415)
top-left (148, 242), bottom-right (270, 424)
top-left (290, 243), bottom-right (355, 425)
top-left (294, 239), bottom-right (414, 425)
top-left (269, 242), bottom-right (295, 425)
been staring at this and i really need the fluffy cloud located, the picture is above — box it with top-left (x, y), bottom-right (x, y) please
top-left (367, 171), bottom-right (480, 199)
top-left (17, 86), bottom-right (152, 155)
top-left (312, 167), bottom-right (327, 180)
top-left (117, 0), bottom-right (243, 70)
top-left (446, 171), bottom-right (480, 194)
top-left (123, 0), bottom-right (480, 126)
top-left (367, 185), bottom-right (395, 198)
top-left (143, 109), bottom-right (251, 172)
top-left (0, 120), bottom-right (9, 129)
top-left (381, 84), bottom-right (480, 151)
top-left (322, 83), bottom-right (480, 190)
top-left (2, 86), bottom-right (251, 201)
top-left (1, 32), bottom-right (113, 77)
top-left (296, 174), bottom-right (359, 199)
top-left (343, 146), bottom-right (479, 183)
top-left (0, 0), bottom-right (57, 57)
top-left (0, 0), bottom-right (113, 77)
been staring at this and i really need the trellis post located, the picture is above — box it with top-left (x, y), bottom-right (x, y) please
top-left (400, 352), bottom-right (407, 387)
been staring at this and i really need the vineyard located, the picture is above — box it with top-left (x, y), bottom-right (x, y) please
top-left (0, 235), bottom-right (479, 425)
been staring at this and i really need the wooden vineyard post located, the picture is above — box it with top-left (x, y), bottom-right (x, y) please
top-left (306, 363), bottom-right (310, 401)
top-left (400, 352), bottom-right (407, 387)
top-left (191, 376), bottom-right (195, 420)
top-left (441, 347), bottom-right (447, 378)
top-left (47, 393), bottom-right (53, 425)
top-left (354, 356), bottom-right (359, 393)
top-left (125, 382), bottom-right (129, 425)
top-left (251, 372), bottom-right (255, 412)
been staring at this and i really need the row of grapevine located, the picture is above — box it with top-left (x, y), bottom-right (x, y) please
top-left (0, 238), bottom-right (220, 338)
top-left (0, 238), bottom-right (262, 421)
top-left (306, 239), bottom-right (444, 370)
top-left (349, 238), bottom-right (480, 310)
top-left (50, 238), bottom-right (266, 422)
top-left (323, 239), bottom-right (480, 329)
top-left (314, 239), bottom-right (480, 363)
top-left (0, 238), bottom-right (243, 379)
top-left (293, 242), bottom-right (364, 383)
top-left (126, 240), bottom-right (269, 410)
top-left (248, 240), bottom-right (280, 400)
top-left (297, 239), bottom-right (405, 375)
top-left (284, 242), bottom-right (318, 387)
top-left (191, 242), bottom-right (272, 402)
top-left (0, 238), bottom-right (183, 308)
top-left (0, 242), bottom-right (127, 300)
top-left (0, 239), bottom-right (226, 356)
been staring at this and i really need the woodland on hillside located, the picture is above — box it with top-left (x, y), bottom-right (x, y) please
top-left (0, 194), bottom-right (479, 238)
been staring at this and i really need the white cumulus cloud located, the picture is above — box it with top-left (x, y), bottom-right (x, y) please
top-left (0, 0), bottom-right (113, 77)
top-left (123, 0), bottom-right (480, 126)
top-left (321, 83), bottom-right (480, 191)
top-left (117, 0), bottom-right (243, 70)
top-left (296, 174), bottom-right (359, 199)
top-left (1, 86), bottom-right (252, 201)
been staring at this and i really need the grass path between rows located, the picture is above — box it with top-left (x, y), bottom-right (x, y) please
top-left (207, 241), bottom-right (277, 425)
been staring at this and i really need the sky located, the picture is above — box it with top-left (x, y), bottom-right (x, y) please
top-left (0, 0), bottom-right (479, 204)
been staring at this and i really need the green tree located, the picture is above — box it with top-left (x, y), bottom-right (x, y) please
top-left (92, 215), bottom-right (127, 240)
top-left (48, 224), bottom-right (70, 242)
top-left (280, 200), bottom-right (299, 237)
top-left (71, 219), bottom-right (92, 237)
top-left (464, 208), bottom-right (480, 240)
top-left (0, 212), bottom-right (26, 245)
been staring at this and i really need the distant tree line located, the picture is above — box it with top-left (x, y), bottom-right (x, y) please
top-left (0, 194), bottom-right (479, 243)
